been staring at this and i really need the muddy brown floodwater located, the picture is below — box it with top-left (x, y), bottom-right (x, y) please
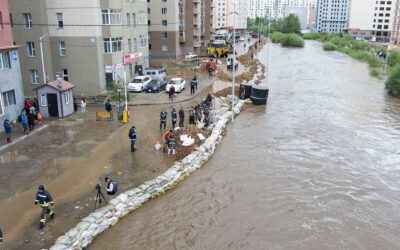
top-left (89, 41), bottom-right (400, 250)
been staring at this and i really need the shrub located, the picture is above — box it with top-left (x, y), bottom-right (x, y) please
top-left (280, 33), bottom-right (304, 48)
top-left (323, 42), bottom-right (337, 51)
top-left (271, 32), bottom-right (284, 43)
top-left (351, 40), bottom-right (370, 51)
top-left (387, 50), bottom-right (400, 67)
top-left (370, 68), bottom-right (384, 79)
top-left (385, 65), bottom-right (400, 96)
top-left (330, 36), bottom-right (349, 48)
top-left (367, 54), bottom-right (382, 68)
top-left (303, 33), bottom-right (321, 40)
top-left (347, 50), bottom-right (371, 62)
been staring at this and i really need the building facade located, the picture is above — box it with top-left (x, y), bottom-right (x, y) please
top-left (212, 0), bottom-right (247, 31)
top-left (9, 0), bottom-right (149, 96)
top-left (148, 0), bottom-right (212, 58)
top-left (248, 0), bottom-right (268, 19)
top-left (348, 0), bottom-right (395, 42)
top-left (393, 0), bottom-right (400, 45)
top-left (0, 0), bottom-right (25, 132)
top-left (316, 0), bottom-right (351, 33)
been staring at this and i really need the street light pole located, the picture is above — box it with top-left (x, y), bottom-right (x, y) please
top-left (39, 34), bottom-right (48, 84)
top-left (232, 2), bottom-right (236, 122)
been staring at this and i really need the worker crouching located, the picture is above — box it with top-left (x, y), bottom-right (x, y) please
top-left (34, 185), bottom-right (55, 229)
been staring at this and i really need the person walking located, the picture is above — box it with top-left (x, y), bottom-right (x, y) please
top-left (190, 78), bottom-right (196, 95)
top-left (28, 110), bottom-right (35, 131)
top-left (80, 98), bottom-right (87, 113)
top-left (160, 109), bottom-right (167, 131)
top-left (21, 110), bottom-right (28, 134)
top-left (3, 119), bottom-right (13, 144)
top-left (179, 106), bottom-right (185, 127)
top-left (105, 99), bottom-right (112, 113)
top-left (208, 67), bottom-right (213, 78)
top-left (128, 125), bottom-right (137, 152)
top-left (169, 85), bottom-right (175, 100)
top-left (34, 185), bottom-right (55, 229)
top-left (194, 75), bottom-right (198, 91)
top-left (171, 107), bottom-right (177, 129)
top-left (189, 107), bottom-right (195, 125)
top-left (168, 134), bottom-right (176, 155)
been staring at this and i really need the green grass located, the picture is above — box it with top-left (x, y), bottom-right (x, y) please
top-left (370, 68), bottom-right (384, 79)
top-left (303, 33), bottom-right (321, 40)
top-left (323, 42), bottom-right (337, 51)
top-left (271, 32), bottom-right (284, 43)
top-left (385, 65), bottom-right (400, 96)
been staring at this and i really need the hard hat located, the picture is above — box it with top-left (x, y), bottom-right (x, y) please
top-left (38, 185), bottom-right (45, 190)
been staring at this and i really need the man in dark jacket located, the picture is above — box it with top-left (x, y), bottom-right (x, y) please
top-left (27, 110), bottom-right (35, 131)
top-left (160, 109), bottom-right (167, 131)
top-left (189, 107), bottom-right (195, 125)
top-left (190, 78), bottom-right (196, 94)
top-left (171, 107), bottom-right (177, 129)
top-left (128, 125), bottom-right (137, 152)
top-left (179, 106), bottom-right (185, 127)
top-left (3, 119), bottom-right (12, 144)
top-left (104, 176), bottom-right (117, 195)
top-left (34, 185), bottom-right (55, 229)
top-left (105, 99), bottom-right (112, 112)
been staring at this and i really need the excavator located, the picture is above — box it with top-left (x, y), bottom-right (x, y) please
top-left (207, 39), bottom-right (233, 58)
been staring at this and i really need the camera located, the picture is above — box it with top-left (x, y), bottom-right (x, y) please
top-left (95, 183), bottom-right (102, 190)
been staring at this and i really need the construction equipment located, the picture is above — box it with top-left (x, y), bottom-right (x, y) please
top-left (207, 40), bottom-right (233, 58)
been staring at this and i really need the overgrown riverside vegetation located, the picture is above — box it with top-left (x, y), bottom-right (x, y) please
top-left (303, 33), bottom-right (400, 96)
top-left (248, 14), bottom-right (304, 48)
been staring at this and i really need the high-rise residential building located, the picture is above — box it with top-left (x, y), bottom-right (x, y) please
top-left (212, 0), bottom-right (247, 31)
top-left (317, 0), bottom-right (351, 33)
top-left (248, 0), bottom-right (268, 19)
top-left (148, 0), bottom-right (211, 58)
top-left (393, 0), bottom-right (400, 45)
top-left (348, 0), bottom-right (395, 42)
top-left (0, 0), bottom-right (25, 132)
top-left (9, 0), bottom-right (149, 96)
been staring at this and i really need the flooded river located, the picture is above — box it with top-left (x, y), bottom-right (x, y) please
top-left (90, 41), bottom-right (400, 249)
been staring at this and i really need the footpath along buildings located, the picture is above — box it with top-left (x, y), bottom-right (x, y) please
top-left (0, 0), bottom-right (25, 133)
top-left (9, 0), bottom-right (149, 96)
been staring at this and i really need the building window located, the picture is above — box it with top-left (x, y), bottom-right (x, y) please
top-left (103, 37), bottom-right (122, 53)
top-left (62, 68), bottom-right (68, 81)
top-left (133, 38), bottom-right (137, 52)
top-left (0, 94), bottom-right (3, 116)
top-left (162, 32), bottom-right (168, 39)
top-left (128, 38), bottom-right (132, 52)
top-left (162, 8), bottom-right (167, 15)
top-left (140, 35), bottom-right (148, 48)
top-left (63, 92), bottom-right (70, 105)
top-left (57, 13), bottom-right (63, 28)
top-left (23, 13), bottom-right (32, 29)
top-left (0, 11), bottom-right (3, 29)
top-left (138, 11), bottom-right (147, 25)
top-left (26, 42), bottom-right (35, 57)
top-left (127, 13), bottom-right (131, 26)
top-left (0, 52), bottom-right (11, 70)
top-left (40, 93), bottom-right (47, 106)
top-left (161, 44), bottom-right (168, 51)
top-left (101, 9), bottom-right (122, 25)
top-left (9, 13), bottom-right (13, 28)
top-left (162, 20), bottom-right (167, 26)
top-left (59, 41), bottom-right (66, 56)
top-left (2, 90), bottom-right (16, 107)
top-left (147, 8), bottom-right (151, 14)
top-left (30, 69), bottom-right (39, 84)
top-left (132, 13), bottom-right (136, 27)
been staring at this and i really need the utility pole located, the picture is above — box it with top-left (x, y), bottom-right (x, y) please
top-left (39, 34), bottom-right (48, 84)
top-left (232, 2), bottom-right (237, 122)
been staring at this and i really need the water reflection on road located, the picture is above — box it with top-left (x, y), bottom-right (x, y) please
top-left (90, 41), bottom-right (400, 249)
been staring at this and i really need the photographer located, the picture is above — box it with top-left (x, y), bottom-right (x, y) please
top-left (104, 177), bottom-right (118, 196)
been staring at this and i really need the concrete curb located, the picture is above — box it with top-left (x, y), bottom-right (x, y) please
top-left (0, 124), bottom-right (49, 152)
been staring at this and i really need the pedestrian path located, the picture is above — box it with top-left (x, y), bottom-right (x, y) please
top-left (0, 124), bottom-right (49, 151)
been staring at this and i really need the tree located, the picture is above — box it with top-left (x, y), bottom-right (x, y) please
top-left (282, 14), bottom-right (301, 34)
top-left (385, 65), bottom-right (400, 97)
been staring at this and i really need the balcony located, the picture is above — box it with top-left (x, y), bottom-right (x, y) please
top-left (179, 36), bottom-right (186, 43)
top-left (193, 29), bottom-right (201, 36)
top-left (193, 40), bottom-right (201, 47)
top-left (193, 19), bottom-right (200, 26)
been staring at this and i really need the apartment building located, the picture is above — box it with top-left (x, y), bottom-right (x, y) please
top-left (9, 0), bottom-right (149, 96)
top-left (248, 0), bottom-right (268, 19)
top-left (317, 0), bottom-right (351, 33)
top-left (212, 0), bottom-right (247, 31)
top-left (148, 0), bottom-right (211, 58)
top-left (393, 0), bottom-right (400, 44)
top-left (348, 0), bottom-right (395, 42)
top-left (0, 0), bottom-right (25, 132)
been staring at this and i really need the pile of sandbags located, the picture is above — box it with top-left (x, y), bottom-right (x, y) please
top-left (50, 100), bottom-right (249, 250)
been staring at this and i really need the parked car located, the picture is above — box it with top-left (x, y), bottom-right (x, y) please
top-left (145, 68), bottom-right (166, 81)
top-left (227, 56), bottom-right (238, 70)
top-left (145, 79), bottom-right (168, 93)
top-left (127, 76), bottom-right (152, 92)
top-left (166, 78), bottom-right (186, 93)
top-left (185, 52), bottom-right (198, 60)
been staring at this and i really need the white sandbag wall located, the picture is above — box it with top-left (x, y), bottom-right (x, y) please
top-left (50, 100), bottom-right (248, 250)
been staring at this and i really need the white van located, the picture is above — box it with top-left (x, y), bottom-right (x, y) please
top-left (145, 68), bottom-right (166, 81)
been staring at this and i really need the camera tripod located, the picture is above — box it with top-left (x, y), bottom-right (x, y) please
top-left (93, 186), bottom-right (108, 211)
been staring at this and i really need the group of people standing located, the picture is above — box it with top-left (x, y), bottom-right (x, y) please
top-left (3, 98), bottom-right (43, 144)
